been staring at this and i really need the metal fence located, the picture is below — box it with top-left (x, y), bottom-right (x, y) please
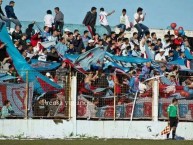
top-left (76, 72), bottom-right (153, 120)
top-left (76, 72), bottom-right (193, 121)
top-left (1, 68), bottom-right (193, 121)
top-left (0, 69), bottom-right (71, 119)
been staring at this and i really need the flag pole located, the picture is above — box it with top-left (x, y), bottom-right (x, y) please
top-left (113, 72), bottom-right (117, 121)
top-left (25, 70), bottom-right (29, 119)
top-left (68, 67), bottom-right (72, 120)
top-left (130, 91), bottom-right (138, 121)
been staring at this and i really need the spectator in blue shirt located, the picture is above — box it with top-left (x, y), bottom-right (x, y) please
top-left (1, 100), bottom-right (14, 119)
top-left (129, 71), bottom-right (139, 93)
top-left (173, 45), bottom-right (181, 60)
top-left (55, 37), bottom-right (68, 57)
top-left (139, 62), bottom-right (151, 79)
top-left (41, 26), bottom-right (51, 42)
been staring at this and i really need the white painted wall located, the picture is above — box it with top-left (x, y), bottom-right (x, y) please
top-left (0, 76), bottom-right (193, 140)
top-left (0, 119), bottom-right (193, 140)
top-left (115, 28), bottom-right (193, 39)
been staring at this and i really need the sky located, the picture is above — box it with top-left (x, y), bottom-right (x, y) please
top-left (1, 0), bottom-right (193, 30)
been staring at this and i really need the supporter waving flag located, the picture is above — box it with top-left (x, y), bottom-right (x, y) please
top-left (0, 25), bottom-right (62, 94)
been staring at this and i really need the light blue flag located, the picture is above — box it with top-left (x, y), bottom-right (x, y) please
top-left (74, 47), bottom-right (107, 71)
top-left (0, 25), bottom-right (62, 94)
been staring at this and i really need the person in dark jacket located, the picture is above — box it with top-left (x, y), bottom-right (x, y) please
top-left (0, 0), bottom-right (10, 29)
top-left (83, 7), bottom-right (97, 37)
top-left (54, 7), bottom-right (64, 35)
top-left (25, 22), bottom-right (35, 39)
top-left (12, 25), bottom-right (22, 41)
top-left (73, 33), bottom-right (85, 54)
top-left (5, 1), bottom-right (21, 27)
top-left (47, 47), bottom-right (60, 62)
top-left (86, 39), bottom-right (95, 51)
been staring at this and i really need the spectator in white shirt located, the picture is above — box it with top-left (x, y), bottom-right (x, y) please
top-left (99, 8), bottom-right (115, 35)
top-left (155, 48), bottom-right (167, 63)
top-left (122, 45), bottom-right (131, 56)
top-left (130, 32), bottom-right (139, 49)
top-left (133, 7), bottom-right (149, 39)
top-left (117, 9), bottom-right (131, 32)
top-left (44, 10), bottom-right (54, 32)
top-left (121, 38), bottom-right (130, 50)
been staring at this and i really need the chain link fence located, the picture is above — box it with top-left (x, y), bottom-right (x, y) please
top-left (0, 69), bottom-right (71, 119)
top-left (76, 72), bottom-right (153, 120)
top-left (1, 68), bottom-right (193, 121)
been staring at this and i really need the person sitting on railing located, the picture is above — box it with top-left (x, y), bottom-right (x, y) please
top-left (1, 100), bottom-right (15, 119)
top-left (4, 1), bottom-right (21, 28)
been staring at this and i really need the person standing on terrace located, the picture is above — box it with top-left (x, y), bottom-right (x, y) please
top-left (44, 10), bottom-right (54, 33)
top-left (99, 7), bottom-right (115, 35)
top-left (54, 7), bottom-right (64, 35)
top-left (83, 7), bottom-right (97, 37)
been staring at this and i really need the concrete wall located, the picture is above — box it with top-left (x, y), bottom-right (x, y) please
top-left (1, 72), bottom-right (193, 140)
top-left (115, 28), bottom-right (193, 39)
top-left (0, 119), bottom-right (193, 140)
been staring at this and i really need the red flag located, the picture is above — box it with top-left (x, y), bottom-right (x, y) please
top-left (37, 77), bottom-right (63, 93)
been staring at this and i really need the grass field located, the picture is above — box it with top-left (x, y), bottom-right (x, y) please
top-left (0, 139), bottom-right (192, 145)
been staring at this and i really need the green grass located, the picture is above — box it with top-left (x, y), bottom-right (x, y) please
top-left (0, 139), bottom-right (192, 145)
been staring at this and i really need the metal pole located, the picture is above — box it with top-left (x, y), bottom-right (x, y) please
top-left (68, 69), bottom-right (72, 119)
top-left (152, 79), bottom-right (159, 121)
top-left (113, 77), bottom-right (116, 121)
top-left (130, 91), bottom-right (138, 121)
top-left (65, 75), bottom-right (68, 118)
top-left (25, 70), bottom-right (29, 119)
top-left (70, 75), bottom-right (77, 136)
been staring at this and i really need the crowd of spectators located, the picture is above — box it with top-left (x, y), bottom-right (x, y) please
top-left (1, 1), bottom-right (193, 118)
